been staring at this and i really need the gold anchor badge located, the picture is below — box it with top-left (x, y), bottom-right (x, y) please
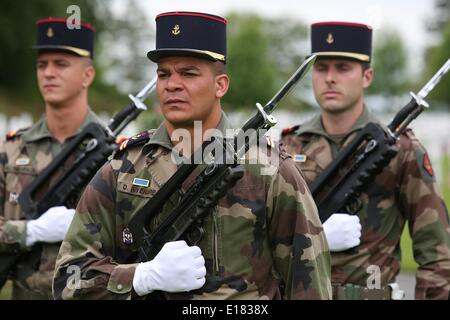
top-left (326, 33), bottom-right (334, 44)
top-left (47, 27), bottom-right (54, 38)
top-left (172, 24), bottom-right (181, 35)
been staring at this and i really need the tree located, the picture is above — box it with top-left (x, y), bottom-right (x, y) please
top-left (422, 0), bottom-right (450, 106)
top-left (0, 0), bottom-right (154, 118)
top-left (424, 21), bottom-right (450, 105)
top-left (426, 0), bottom-right (450, 33)
top-left (0, 1), bottom-right (98, 106)
top-left (368, 29), bottom-right (409, 98)
top-left (222, 12), bottom-right (310, 112)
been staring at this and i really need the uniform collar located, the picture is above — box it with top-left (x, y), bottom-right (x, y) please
top-left (148, 110), bottom-right (232, 151)
top-left (22, 109), bottom-right (100, 143)
top-left (296, 105), bottom-right (380, 138)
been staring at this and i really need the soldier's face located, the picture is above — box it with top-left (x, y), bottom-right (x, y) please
top-left (312, 58), bottom-right (373, 114)
top-left (156, 56), bottom-right (229, 127)
top-left (36, 52), bottom-right (95, 107)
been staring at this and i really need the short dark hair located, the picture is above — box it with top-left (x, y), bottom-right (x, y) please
top-left (211, 61), bottom-right (226, 75)
top-left (361, 61), bottom-right (371, 71)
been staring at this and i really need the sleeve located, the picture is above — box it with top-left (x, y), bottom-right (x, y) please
top-left (267, 153), bottom-right (332, 300)
top-left (52, 160), bottom-right (138, 300)
top-left (399, 132), bottom-right (450, 300)
top-left (0, 142), bottom-right (29, 253)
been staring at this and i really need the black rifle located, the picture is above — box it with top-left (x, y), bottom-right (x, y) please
top-left (0, 77), bottom-right (156, 289)
top-left (127, 55), bottom-right (317, 278)
top-left (310, 58), bottom-right (450, 223)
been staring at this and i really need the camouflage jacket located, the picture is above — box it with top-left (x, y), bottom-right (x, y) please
top-left (0, 110), bottom-right (101, 299)
top-left (281, 107), bottom-right (450, 299)
top-left (53, 112), bottom-right (332, 300)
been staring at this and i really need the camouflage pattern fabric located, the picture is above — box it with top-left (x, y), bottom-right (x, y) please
top-left (53, 112), bottom-right (332, 300)
top-left (281, 107), bottom-right (450, 300)
top-left (0, 110), bottom-right (101, 299)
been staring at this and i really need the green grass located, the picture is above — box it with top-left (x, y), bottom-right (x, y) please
top-left (400, 153), bottom-right (450, 273)
top-left (0, 281), bottom-right (12, 300)
top-left (400, 224), bottom-right (419, 272)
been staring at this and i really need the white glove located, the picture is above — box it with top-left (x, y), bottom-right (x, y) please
top-left (323, 213), bottom-right (362, 252)
top-left (133, 240), bottom-right (206, 296)
top-left (25, 206), bottom-right (76, 247)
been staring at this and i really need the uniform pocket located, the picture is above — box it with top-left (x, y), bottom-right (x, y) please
top-left (295, 159), bottom-right (320, 185)
top-left (3, 165), bottom-right (38, 220)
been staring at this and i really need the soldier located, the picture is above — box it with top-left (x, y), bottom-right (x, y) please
top-left (281, 21), bottom-right (450, 299)
top-left (0, 17), bottom-right (100, 299)
top-left (53, 11), bottom-right (332, 300)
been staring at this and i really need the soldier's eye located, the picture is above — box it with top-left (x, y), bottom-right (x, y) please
top-left (157, 71), bottom-right (169, 78)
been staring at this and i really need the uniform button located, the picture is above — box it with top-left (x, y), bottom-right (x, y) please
top-left (117, 284), bottom-right (123, 291)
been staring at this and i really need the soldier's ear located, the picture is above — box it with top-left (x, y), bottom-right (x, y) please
top-left (215, 73), bottom-right (229, 98)
top-left (82, 65), bottom-right (96, 89)
top-left (362, 67), bottom-right (373, 89)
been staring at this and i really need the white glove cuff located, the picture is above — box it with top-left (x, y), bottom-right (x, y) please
top-left (25, 220), bottom-right (38, 247)
top-left (133, 262), bottom-right (155, 296)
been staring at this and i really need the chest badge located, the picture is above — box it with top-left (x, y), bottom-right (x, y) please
top-left (122, 227), bottom-right (133, 245)
top-left (132, 178), bottom-right (150, 188)
top-left (15, 157), bottom-right (30, 166)
top-left (9, 192), bottom-right (19, 205)
top-left (293, 154), bottom-right (307, 162)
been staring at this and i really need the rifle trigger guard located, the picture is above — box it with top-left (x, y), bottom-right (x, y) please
top-left (186, 225), bottom-right (206, 245)
top-left (345, 197), bottom-right (363, 214)
top-left (256, 102), bottom-right (277, 128)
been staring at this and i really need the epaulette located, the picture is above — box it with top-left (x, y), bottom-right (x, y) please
top-left (118, 130), bottom-right (153, 152)
top-left (5, 127), bottom-right (30, 141)
top-left (281, 124), bottom-right (300, 138)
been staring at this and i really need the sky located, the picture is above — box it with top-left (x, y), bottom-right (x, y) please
top-left (136, 0), bottom-right (438, 73)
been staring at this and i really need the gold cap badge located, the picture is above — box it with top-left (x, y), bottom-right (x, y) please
top-left (326, 33), bottom-right (334, 44)
top-left (172, 24), bottom-right (181, 36)
top-left (47, 27), bottom-right (54, 38)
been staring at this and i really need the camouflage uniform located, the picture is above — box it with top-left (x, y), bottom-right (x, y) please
top-left (53, 112), bottom-right (332, 300)
top-left (0, 110), bottom-right (101, 299)
top-left (281, 106), bottom-right (450, 299)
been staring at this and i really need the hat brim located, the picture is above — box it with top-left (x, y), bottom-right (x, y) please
top-left (313, 51), bottom-right (370, 62)
top-left (147, 48), bottom-right (225, 63)
top-left (33, 45), bottom-right (91, 57)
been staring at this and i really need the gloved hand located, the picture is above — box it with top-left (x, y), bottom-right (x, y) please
top-left (133, 240), bottom-right (206, 296)
top-left (323, 213), bottom-right (362, 252)
top-left (26, 206), bottom-right (76, 247)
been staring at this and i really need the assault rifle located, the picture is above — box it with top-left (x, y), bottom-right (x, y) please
top-left (127, 55), bottom-right (317, 272)
top-left (0, 77), bottom-right (156, 289)
top-left (310, 58), bottom-right (450, 223)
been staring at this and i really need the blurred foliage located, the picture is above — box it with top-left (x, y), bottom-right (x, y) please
top-left (424, 21), bottom-right (450, 105)
top-left (368, 29), bottom-right (409, 97)
top-left (426, 0), bottom-right (450, 33)
top-left (0, 2), bottom-right (448, 120)
top-left (422, 0), bottom-right (450, 106)
top-left (222, 12), bottom-right (311, 113)
top-left (0, 0), bottom-right (153, 120)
